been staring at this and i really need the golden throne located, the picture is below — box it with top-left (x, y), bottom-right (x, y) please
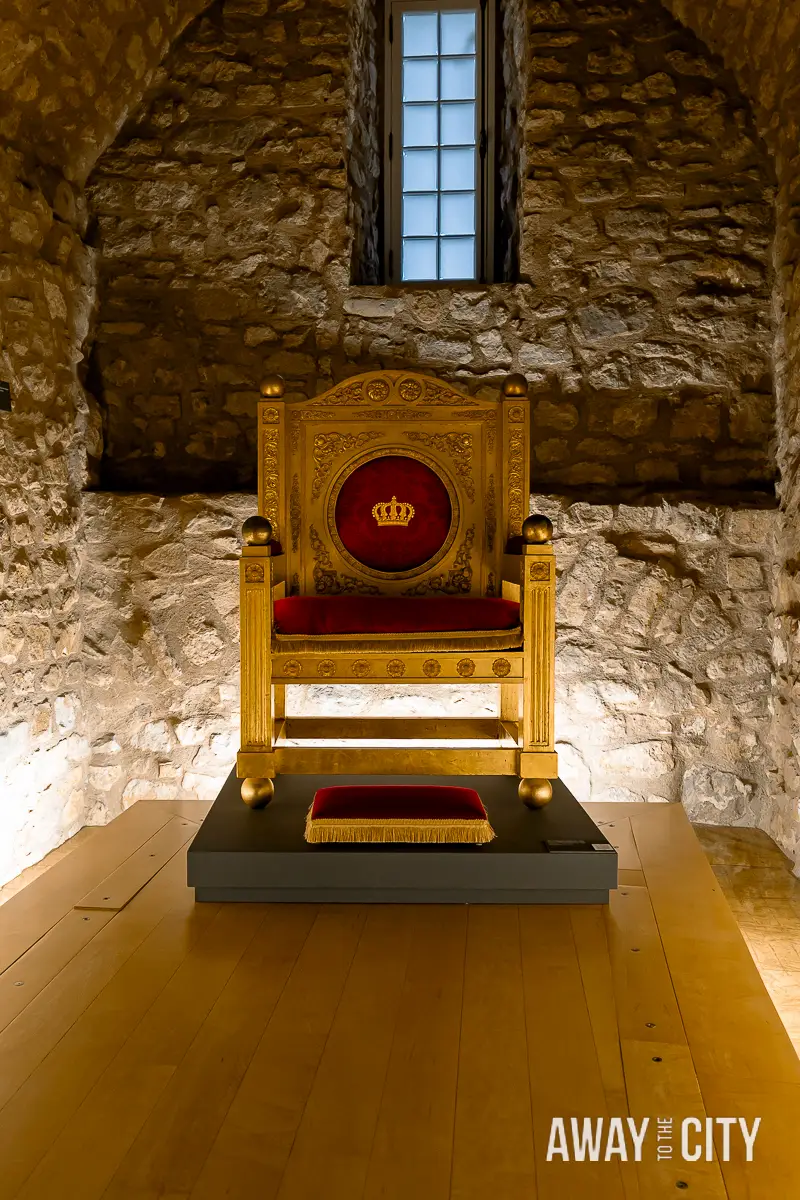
top-left (236, 370), bottom-right (557, 809)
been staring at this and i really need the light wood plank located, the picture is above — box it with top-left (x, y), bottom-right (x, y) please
top-left (363, 905), bottom-right (467, 1200)
top-left (14, 904), bottom-right (267, 1200)
top-left (154, 799), bottom-right (213, 823)
top-left (617, 869), bottom-right (646, 888)
top-left (275, 906), bottom-right (414, 1200)
top-left (520, 906), bottom-right (627, 1200)
top-left (606, 886), bottom-right (687, 1047)
top-left (0, 803), bottom-right (175, 973)
top-left (631, 805), bottom-right (800, 1087)
top-left (632, 806), bottom-right (800, 1196)
top-left (606, 887), bottom-right (727, 1197)
top-left (588, 815), bottom-right (642, 872)
top-left (570, 906), bottom-right (628, 1114)
top-left (620, 1041), bottom-right (727, 1198)
top-left (0, 907), bottom-right (115, 1034)
top-left (451, 906), bottom-right (536, 1200)
top-left (96, 906), bottom-right (317, 1200)
top-left (74, 818), bottom-right (198, 910)
top-left (190, 907), bottom-right (367, 1200)
top-left (698, 1084), bottom-right (800, 1200)
top-left (0, 854), bottom-right (218, 1199)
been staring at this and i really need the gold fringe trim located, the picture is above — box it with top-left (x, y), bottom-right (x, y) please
top-left (304, 812), bottom-right (496, 845)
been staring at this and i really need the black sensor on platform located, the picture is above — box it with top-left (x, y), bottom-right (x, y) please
top-left (0, 382), bottom-right (11, 412)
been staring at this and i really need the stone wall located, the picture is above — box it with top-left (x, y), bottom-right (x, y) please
top-left (0, 147), bottom-right (95, 887)
top-left (80, 491), bottom-right (777, 841)
top-left (540, 495), bottom-right (777, 833)
top-left (87, 0), bottom-right (776, 497)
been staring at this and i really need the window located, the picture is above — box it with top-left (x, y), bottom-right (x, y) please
top-left (385, 0), bottom-right (494, 283)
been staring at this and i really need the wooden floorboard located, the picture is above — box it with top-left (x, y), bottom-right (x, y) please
top-left (450, 906), bottom-right (536, 1200)
top-left (0, 855), bottom-right (217, 1199)
top-left (274, 906), bottom-right (414, 1200)
top-left (0, 800), bottom-right (797, 1199)
top-left (189, 907), bottom-right (367, 1200)
top-left (74, 817), bottom-right (199, 911)
top-left (606, 887), bottom-right (727, 1197)
top-left (630, 805), bottom-right (800, 1197)
top-left (363, 905), bottom-right (466, 1200)
top-left (99, 906), bottom-right (317, 1200)
top-left (520, 906), bottom-right (627, 1200)
top-left (0, 803), bottom-right (176, 974)
top-left (0, 907), bottom-right (116, 1035)
top-left (14, 904), bottom-right (267, 1200)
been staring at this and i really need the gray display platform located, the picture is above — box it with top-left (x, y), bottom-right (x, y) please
top-left (187, 771), bottom-right (617, 904)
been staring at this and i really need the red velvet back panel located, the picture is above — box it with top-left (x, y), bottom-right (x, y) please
top-left (334, 454), bottom-right (452, 573)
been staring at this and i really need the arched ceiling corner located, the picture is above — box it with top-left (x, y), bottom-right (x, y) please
top-left (0, 0), bottom-right (214, 187)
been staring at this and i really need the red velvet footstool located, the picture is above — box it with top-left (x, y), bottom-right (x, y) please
top-left (304, 784), bottom-right (496, 845)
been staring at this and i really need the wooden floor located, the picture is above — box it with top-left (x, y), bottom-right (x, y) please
top-left (696, 823), bottom-right (800, 1060)
top-left (0, 800), bottom-right (798, 1199)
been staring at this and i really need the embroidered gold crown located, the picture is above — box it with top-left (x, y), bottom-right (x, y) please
top-left (371, 495), bottom-right (415, 527)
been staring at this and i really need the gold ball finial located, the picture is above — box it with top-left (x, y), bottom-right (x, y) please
top-left (241, 777), bottom-right (275, 809)
top-left (519, 778), bottom-right (553, 809)
top-left (242, 515), bottom-right (273, 546)
top-left (522, 515), bottom-right (553, 544)
top-left (260, 375), bottom-right (285, 399)
top-left (503, 373), bottom-right (528, 398)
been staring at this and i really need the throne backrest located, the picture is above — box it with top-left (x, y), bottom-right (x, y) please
top-left (257, 370), bottom-right (530, 599)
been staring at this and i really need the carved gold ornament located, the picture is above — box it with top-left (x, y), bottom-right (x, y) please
top-left (260, 429), bottom-right (280, 539)
top-left (403, 526), bottom-right (474, 597)
top-left (310, 525), bottom-right (380, 596)
top-left (485, 474), bottom-right (496, 551)
top-left (282, 659), bottom-right (302, 677)
top-left (399, 378), bottom-right (422, 401)
top-left (405, 430), bottom-right (475, 500)
top-left (530, 561), bottom-right (551, 582)
top-left (317, 660), bottom-right (336, 677)
top-left (386, 659), bottom-right (406, 677)
top-left (289, 473), bottom-right (301, 552)
top-left (311, 431), bottom-right (381, 500)
top-left (365, 379), bottom-right (390, 403)
top-left (260, 407), bottom-right (280, 423)
top-left (507, 428), bottom-right (525, 537)
top-left (492, 658), bottom-right (511, 677)
top-left (457, 658), bottom-right (476, 678)
top-left (244, 563), bottom-right (265, 583)
top-left (352, 660), bottom-right (372, 677)
top-left (372, 496), bottom-right (415, 527)
top-left (423, 659), bottom-right (441, 678)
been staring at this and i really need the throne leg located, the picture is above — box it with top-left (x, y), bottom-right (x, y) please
top-left (241, 777), bottom-right (275, 809)
top-left (518, 778), bottom-right (553, 809)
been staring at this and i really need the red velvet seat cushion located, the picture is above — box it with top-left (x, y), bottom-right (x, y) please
top-left (305, 784), bottom-right (495, 844)
top-left (274, 596), bottom-right (520, 637)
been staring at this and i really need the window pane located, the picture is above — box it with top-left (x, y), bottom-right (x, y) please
top-left (403, 103), bottom-right (438, 147)
top-left (403, 58), bottom-right (438, 102)
top-left (441, 192), bottom-right (475, 236)
top-left (440, 102), bottom-right (475, 145)
top-left (441, 57), bottom-right (475, 101)
top-left (403, 11), bottom-right (438, 56)
top-left (440, 236), bottom-right (475, 279)
top-left (440, 146), bottom-right (474, 190)
top-left (403, 238), bottom-right (438, 280)
top-left (403, 193), bottom-right (438, 236)
top-left (403, 149), bottom-right (438, 191)
top-left (440, 11), bottom-right (475, 55)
